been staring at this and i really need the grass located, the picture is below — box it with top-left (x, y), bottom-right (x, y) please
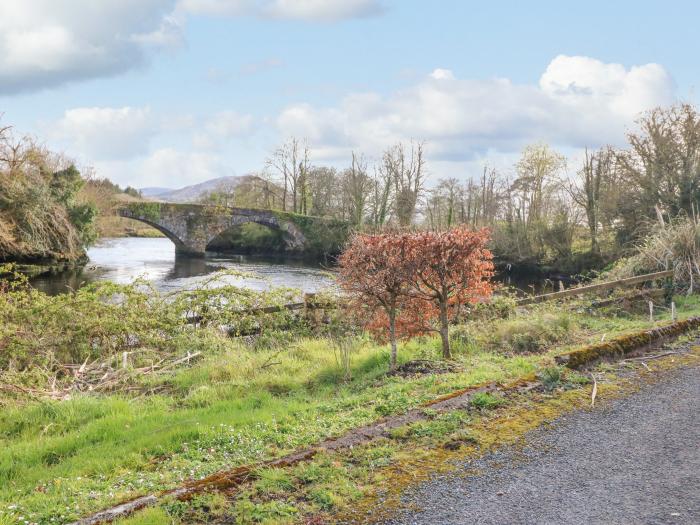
top-left (2, 292), bottom-right (700, 524)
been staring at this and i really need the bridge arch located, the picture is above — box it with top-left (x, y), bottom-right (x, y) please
top-left (122, 215), bottom-right (190, 252)
top-left (118, 203), bottom-right (310, 256)
top-left (204, 221), bottom-right (286, 254)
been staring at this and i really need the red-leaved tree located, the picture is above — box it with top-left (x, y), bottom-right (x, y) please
top-left (404, 227), bottom-right (494, 358)
top-left (338, 226), bottom-right (494, 367)
top-left (337, 231), bottom-right (415, 370)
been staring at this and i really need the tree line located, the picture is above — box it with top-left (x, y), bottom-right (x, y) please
top-left (209, 102), bottom-right (700, 269)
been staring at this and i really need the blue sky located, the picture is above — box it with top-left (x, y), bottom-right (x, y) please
top-left (1, 0), bottom-right (698, 188)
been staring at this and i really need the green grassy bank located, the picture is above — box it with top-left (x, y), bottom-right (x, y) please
top-left (1, 273), bottom-right (698, 524)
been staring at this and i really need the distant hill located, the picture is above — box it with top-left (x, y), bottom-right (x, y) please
top-left (140, 187), bottom-right (173, 197)
top-left (140, 176), bottom-right (244, 203)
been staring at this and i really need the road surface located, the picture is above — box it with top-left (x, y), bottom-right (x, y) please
top-left (385, 365), bottom-right (700, 525)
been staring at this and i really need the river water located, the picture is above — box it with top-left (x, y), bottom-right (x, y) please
top-left (28, 237), bottom-right (553, 297)
top-left (29, 237), bottom-right (336, 295)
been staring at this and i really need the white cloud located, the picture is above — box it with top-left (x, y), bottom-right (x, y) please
top-left (0, 1), bottom-right (381, 94)
top-left (276, 55), bottom-right (675, 164)
top-left (0, 0), bottom-right (182, 94)
top-left (140, 148), bottom-right (233, 187)
top-left (178, 0), bottom-right (383, 20)
top-left (205, 111), bottom-right (255, 138)
top-left (430, 68), bottom-right (455, 81)
top-left (52, 106), bottom-right (157, 161)
top-left (47, 106), bottom-right (255, 186)
top-left (265, 0), bottom-right (383, 21)
top-left (192, 111), bottom-right (256, 149)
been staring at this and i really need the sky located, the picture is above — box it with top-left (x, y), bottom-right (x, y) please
top-left (0, 0), bottom-right (698, 189)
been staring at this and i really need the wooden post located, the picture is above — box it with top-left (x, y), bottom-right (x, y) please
top-left (671, 301), bottom-right (676, 321)
top-left (122, 352), bottom-right (128, 369)
top-left (304, 293), bottom-right (321, 328)
top-left (559, 280), bottom-right (565, 292)
top-left (648, 301), bottom-right (654, 323)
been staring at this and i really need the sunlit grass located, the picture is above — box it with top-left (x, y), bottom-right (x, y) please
top-left (2, 294), bottom-right (699, 523)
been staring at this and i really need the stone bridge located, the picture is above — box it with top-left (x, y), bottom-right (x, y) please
top-left (118, 202), bottom-right (331, 256)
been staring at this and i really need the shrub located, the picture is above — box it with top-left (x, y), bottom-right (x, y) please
top-left (448, 325), bottom-right (479, 354)
top-left (488, 313), bottom-right (573, 354)
top-left (604, 216), bottom-right (700, 295)
top-left (538, 366), bottom-right (563, 391)
top-left (0, 126), bottom-right (97, 263)
top-left (470, 293), bottom-right (517, 321)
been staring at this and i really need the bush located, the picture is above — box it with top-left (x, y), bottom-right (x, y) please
top-left (538, 366), bottom-right (563, 391)
top-left (604, 216), bottom-right (700, 294)
top-left (470, 293), bottom-right (517, 321)
top-left (0, 267), bottom-right (306, 395)
top-left (448, 325), bottom-right (479, 354)
top-left (487, 313), bottom-right (573, 354)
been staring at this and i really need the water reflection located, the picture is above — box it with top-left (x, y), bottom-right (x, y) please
top-left (28, 238), bottom-right (552, 297)
top-left (29, 237), bottom-right (335, 295)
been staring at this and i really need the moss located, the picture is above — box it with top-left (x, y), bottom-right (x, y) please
top-left (271, 210), bottom-right (351, 257)
top-left (556, 316), bottom-right (700, 369)
top-left (124, 202), bottom-right (163, 222)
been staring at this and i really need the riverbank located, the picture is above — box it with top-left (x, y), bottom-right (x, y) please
top-left (2, 272), bottom-right (699, 524)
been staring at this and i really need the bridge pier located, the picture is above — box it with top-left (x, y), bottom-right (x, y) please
top-left (174, 244), bottom-right (207, 257)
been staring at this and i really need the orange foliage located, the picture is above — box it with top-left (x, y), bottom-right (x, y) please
top-left (337, 226), bottom-right (494, 365)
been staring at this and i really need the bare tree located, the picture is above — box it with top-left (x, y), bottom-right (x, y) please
top-left (368, 164), bottom-right (393, 227)
top-left (342, 152), bottom-right (371, 226)
top-left (381, 141), bottom-right (426, 226)
top-left (503, 143), bottom-right (567, 260)
top-left (266, 138), bottom-right (310, 214)
top-left (307, 166), bottom-right (339, 217)
top-left (567, 147), bottom-right (615, 254)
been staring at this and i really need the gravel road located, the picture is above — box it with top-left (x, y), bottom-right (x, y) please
top-left (384, 364), bottom-right (700, 525)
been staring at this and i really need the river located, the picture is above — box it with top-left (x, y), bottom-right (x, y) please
top-left (29, 237), bottom-right (336, 295)
top-left (28, 237), bottom-right (555, 297)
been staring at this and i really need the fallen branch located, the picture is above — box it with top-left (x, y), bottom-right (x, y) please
top-left (590, 373), bottom-right (597, 407)
top-left (153, 352), bottom-right (202, 374)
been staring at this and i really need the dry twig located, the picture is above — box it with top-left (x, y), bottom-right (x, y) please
top-left (590, 373), bottom-right (598, 407)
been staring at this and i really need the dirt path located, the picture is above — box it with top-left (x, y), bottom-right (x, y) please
top-left (383, 364), bottom-right (700, 525)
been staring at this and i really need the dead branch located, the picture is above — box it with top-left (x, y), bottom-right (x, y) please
top-left (590, 373), bottom-right (598, 407)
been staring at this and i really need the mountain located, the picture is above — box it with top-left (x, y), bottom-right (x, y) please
top-left (140, 176), bottom-right (244, 203)
top-left (140, 187), bottom-right (173, 197)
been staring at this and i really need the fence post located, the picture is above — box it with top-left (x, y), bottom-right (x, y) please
top-left (304, 293), bottom-right (321, 328)
top-left (648, 301), bottom-right (654, 323)
top-left (671, 301), bottom-right (677, 321)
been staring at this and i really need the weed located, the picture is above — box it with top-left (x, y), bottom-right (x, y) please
top-left (470, 392), bottom-right (506, 410)
top-left (254, 468), bottom-right (295, 495)
top-left (389, 411), bottom-right (470, 441)
top-left (234, 500), bottom-right (298, 524)
top-left (374, 391), bottom-right (411, 416)
top-left (538, 366), bottom-right (563, 391)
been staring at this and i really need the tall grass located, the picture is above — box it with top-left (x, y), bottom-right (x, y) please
top-left (2, 274), bottom-right (699, 523)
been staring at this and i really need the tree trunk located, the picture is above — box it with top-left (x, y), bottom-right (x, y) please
top-left (590, 227), bottom-right (600, 254)
top-left (282, 177), bottom-right (288, 212)
top-left (388, 310), bottom-right (398, 370)
top-left (439, 300), bottom-right (451, 359)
